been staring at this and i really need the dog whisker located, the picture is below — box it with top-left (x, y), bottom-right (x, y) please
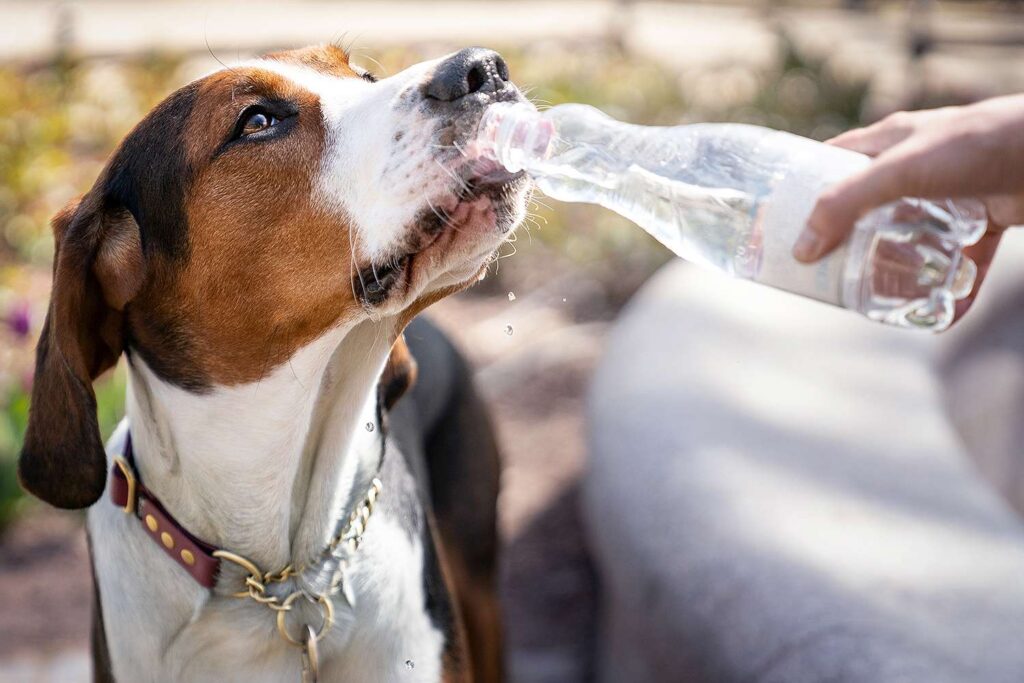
top-left (347, 221), bottom-right (375, 316)
top-left (423, 196), bottom-right (454, 229)
top-left (432, 159), bottom-right (471, 194)
top-left (424, 195), bottom-right (470, 237)
top-left (529, 197), bottom-right (554, 212)
top-left (352, 52), bottom-right (390, 78)
top-left (495, 239), bottom-right (518, 262)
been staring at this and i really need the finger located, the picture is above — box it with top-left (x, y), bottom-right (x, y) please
top-left (794, 154), bottom-right (910, 262)
top-left (953, 227), bottom-right (1004, 323)
top-left (827, 119), bottom-right (914, 157)
top-left (985, 193), bottom-right (1024, 229)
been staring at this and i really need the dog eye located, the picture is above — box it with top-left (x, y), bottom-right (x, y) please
top-left (219, 103), bottom-right (297, 154)
top-left (240, 109), bottom-right (279, 136)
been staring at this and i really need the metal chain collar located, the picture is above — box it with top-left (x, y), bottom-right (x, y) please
top-left (212, 477), bottom-right (383, 682)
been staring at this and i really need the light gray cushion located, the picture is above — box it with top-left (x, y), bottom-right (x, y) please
top-left (584, 247), bottom-right (1024, 683)
top-left (939, 234), bottom-right (1024, 516)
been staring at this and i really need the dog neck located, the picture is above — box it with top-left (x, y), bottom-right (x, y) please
top-left (122, 317), bottom-right (398, 574)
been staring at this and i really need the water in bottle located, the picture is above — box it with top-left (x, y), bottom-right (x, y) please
top-left (472, 102), bottom-right (986, 331)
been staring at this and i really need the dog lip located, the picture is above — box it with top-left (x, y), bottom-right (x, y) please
top-left (355, 254), bottom-right (412, 306)
top-left (466, 167), bottom-right (526, 194)
top-left (355, 220), bottom-right (450, 306)
top-left (411, 226), bottom-right (446, 256)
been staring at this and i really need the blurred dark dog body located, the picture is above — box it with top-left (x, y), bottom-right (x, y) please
top-left (19, 44), bottom-right (529, 682)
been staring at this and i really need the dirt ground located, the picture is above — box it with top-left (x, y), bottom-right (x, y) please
top-left (0, 249), bottom-right (614, 682)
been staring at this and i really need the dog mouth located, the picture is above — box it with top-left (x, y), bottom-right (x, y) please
top-left (353, 167), bottom-right (527, 308)
top-left (354, 169), bottom-right (528, 309)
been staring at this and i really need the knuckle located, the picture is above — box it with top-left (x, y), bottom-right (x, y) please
top-left (881, 110), bottom-right (914, 131)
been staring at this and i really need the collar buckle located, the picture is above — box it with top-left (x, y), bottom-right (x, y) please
top-left (113, 456), bottom-right (137, 515)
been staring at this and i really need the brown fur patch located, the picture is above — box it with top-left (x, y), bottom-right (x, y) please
top-left (127, 55), bottom-right (365, 386)
top-left (381, 335), bottom-right (419, 410)
top-left (442, 542), bottom-right (504, 683)
top-left (430, 529), bottom-right (473, 683)
top-left (266, 44), bottom-right (362, 79)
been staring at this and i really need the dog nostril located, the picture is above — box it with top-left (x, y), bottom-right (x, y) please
top-left (493, 55), bottom-right (509, 83)
top-left (466, 62), bottom-right (487, 95)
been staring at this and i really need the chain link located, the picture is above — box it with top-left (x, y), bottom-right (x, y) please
top-left (301, 625), bottom-right (319, 683)
top-left (212, 477), bottom-right (383, 649)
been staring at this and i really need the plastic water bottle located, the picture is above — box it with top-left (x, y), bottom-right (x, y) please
top-left (474, 102), bottom-right (987, 331)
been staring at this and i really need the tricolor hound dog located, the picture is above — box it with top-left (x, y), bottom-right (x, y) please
top-left (18, 45), bottom-right (531, 682)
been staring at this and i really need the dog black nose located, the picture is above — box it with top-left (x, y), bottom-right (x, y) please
top-left (424, 48), bottom-right (510, 102)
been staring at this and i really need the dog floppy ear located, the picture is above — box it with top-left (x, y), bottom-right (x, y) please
top-left (18, 194), bottom-right (144, 509)
top-left (380, 334), bottom-right (418, 411)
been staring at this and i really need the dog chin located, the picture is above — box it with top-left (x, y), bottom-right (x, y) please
top-left (407, 196), bottom-right (510, 289)
top-left (352, 166), bottom-right (528, 317)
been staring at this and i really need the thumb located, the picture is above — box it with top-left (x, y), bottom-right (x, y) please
top-left (794, 154), bottom-right (910, 262)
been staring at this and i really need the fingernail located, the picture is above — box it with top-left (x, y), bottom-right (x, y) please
top-left (793, 229), bottom-right (823, 262)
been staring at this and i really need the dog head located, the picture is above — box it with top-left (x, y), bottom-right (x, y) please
top-left (19, 44), bottom-right (530, 508)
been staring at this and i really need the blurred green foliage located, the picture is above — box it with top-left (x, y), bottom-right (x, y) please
top-left (0, 367), bottom-right (124, 530)
top-left (708, 33), bottom-right (870, 140)
top-left (0, 35), bottom-right (868, 530)
top-left (0, 385), bottom-right (28, 528)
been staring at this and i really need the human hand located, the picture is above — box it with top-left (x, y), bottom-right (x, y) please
top-left (793, 95), bottom-right (1024, 317)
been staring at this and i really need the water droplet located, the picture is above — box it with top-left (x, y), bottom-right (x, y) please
top-left (405, 660), bottom-right (415, 670)
top-left (562, 297), bottom-right (567, 303)
top-left (507, 291), bottom-right (516, 301)
top-left (504, 324), bottom-right (514, 336)
top-left (365, 422), bottom-right (375, 432)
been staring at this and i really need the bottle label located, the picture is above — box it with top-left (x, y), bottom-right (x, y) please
top-left (754, 205), bottom-right (848, 306)
top-left (752, 146), bottom-right (867, 306)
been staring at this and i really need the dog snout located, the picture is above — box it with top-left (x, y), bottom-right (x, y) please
top-left (423, 47), bottom-right (511, 102)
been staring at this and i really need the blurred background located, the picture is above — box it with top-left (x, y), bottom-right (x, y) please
top-left (2, 1), bottom-right (1024, 681)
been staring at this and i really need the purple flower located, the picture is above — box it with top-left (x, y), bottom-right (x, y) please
top-left (5, 301), bottom-right (31, 339)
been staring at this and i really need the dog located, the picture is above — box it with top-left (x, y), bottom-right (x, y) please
top-left (18, 44), bottom-right (531, 682)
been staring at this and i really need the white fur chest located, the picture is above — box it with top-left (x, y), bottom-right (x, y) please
top-left (89, 472), bottom-right (445, 683)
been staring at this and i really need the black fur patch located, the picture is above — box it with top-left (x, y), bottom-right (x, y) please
top-left (103, 81), bottom-right (200, 260)
top-left (124, 314), bottom-right (209, 393)
top-left (102, 81), bottom-right (211, 392)
top-left (421, 514), bottom-right (462, 666)
top-left (88, 531), bottom-right (116, 683)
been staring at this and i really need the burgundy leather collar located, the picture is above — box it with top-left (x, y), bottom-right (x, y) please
top-left (110, 435), bottom-right (221, 588)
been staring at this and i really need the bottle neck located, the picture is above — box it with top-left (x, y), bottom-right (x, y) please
top-left (477, 102), bottom-right (553, 173)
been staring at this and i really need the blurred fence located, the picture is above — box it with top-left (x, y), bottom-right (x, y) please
top-left (3, 0), bottom-right (1024, 113)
